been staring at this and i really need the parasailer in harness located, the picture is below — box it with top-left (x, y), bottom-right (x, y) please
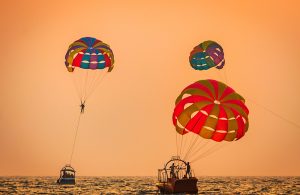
top-left (80, 101), bottom-right (85, 113)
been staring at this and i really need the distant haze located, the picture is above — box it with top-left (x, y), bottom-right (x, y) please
top-left (0, 0), bottom-right (299, 176)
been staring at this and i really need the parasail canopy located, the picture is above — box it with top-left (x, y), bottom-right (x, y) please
top-left (65, 37), bottom-right (114, 73)
top-left (189, 40), bottom-right (225, 71)
top-left (173, 79), bottom-right (249, 142)
top-left (64, 37), bottom-right (115, 103)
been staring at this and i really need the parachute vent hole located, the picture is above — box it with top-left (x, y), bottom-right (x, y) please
top-left (214, 100), bottom-right (221, 104)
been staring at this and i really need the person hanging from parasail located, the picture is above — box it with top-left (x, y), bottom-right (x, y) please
top-left (80, 101), bottom-right (86, 113)
top-left (64, 36), bottom-right (115, 115)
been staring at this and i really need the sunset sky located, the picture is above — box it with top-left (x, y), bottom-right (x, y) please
top-left (0, 0), bottom-right (299, 176)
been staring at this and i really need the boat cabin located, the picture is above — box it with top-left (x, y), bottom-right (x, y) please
top-left (57, 164), bottom-right (76, 185)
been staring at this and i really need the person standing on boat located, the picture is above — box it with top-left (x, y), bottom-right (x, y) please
top-left (186, 162), bottom-right (191, 178)
top-left (170, 163), bottom-right (176, 178)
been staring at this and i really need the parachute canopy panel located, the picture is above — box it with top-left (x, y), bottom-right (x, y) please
top-left (172, 79), bottom-right (249, 142)
top-left (65, 37), bottom-right (115, 72)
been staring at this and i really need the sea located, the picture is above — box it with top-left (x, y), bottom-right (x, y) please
top-left (0, 176), bottom-right (299, 194)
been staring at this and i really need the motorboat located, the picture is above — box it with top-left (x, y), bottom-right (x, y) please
top-left (156, 156), bottom-right (198, 194)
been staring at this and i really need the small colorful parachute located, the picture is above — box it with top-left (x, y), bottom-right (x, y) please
top-left (173, 79), bottom-right (249, 142)
top-left (189, 41), bottom-right (225, 70)
top-left (64, 37), bottom-right (115, 102)
top-left (65, 37), bottom-right (114, 72)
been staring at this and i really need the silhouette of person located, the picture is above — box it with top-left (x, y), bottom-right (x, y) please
top-left (170, 163), bottom-right (176, 178)
top-left (62, 171), bottom-right (67, 178)
top-left (186, 162), bottom-right (191, 178)
top-left (80, 101), bottom-right (85, 113)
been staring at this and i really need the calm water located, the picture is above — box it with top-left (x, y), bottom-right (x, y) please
top-left (0, 176), bottom-right (299, 194)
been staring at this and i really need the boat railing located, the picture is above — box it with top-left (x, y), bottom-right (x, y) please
top-left (158, 167), bottom-right (195, 182)
top-left (158, 169), bottom-right (168, 182)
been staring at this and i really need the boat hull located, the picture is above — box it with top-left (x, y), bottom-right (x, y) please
top-left (156, 177), bottom-right (198, 194)
top-left (57, 178), bottom-right (75, 185)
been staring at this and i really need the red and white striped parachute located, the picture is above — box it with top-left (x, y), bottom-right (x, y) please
top-left (173, 79), bottom-right (249, 142)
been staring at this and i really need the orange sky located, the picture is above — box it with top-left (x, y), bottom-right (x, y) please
top-left (0, 0), bottom-right (299, 176)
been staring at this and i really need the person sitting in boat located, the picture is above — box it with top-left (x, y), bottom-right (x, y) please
top-left (63, 171), bottom-right (69, 178)
top-left (186, 162), bottom-right (191, 178)
top-left (170, 163), bottom-right (176, 178)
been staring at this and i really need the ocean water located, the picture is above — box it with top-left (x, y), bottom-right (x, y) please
top-left (0, 176), bottom-right (299, 194)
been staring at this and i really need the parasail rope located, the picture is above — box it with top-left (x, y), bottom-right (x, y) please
top-left (69, 112), bottom-right (82, 164)
top-left (217, 69), bottom-right (225, 83)
top-left (84, 71), bottom-right (100, 100)
top-left (180, 133), bottom-right (190, 159)
top-left (182, 114), bottom-right (205, 161)
top-left (224, 63), bottom-right (298, 129)
top-left (72, 74), bottom-right (82, 101)
top-left (175, 132), bottom-right (179, 157)
top-left (183, 132), bottom-right (193, 157)
top-left (85, 71), bottom-right (107, 102)
top-left (187, 139), bottom-right (210, 160)
top-left (82, 71), bottom-right (89, 102)
top-left (248, 98), bottom-right (300, 129)
top-left (183, 135), bottom-right (199, 161)
top-left (224, 66), bottom-right (228, 83)
top-left (190, 142), bottom-right (224, 163)
top-left (179, 134), bottom-right (184, 158)
top-left (79, 70), bottom-right (86, 101)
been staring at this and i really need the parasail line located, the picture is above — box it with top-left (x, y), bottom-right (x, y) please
top-left (222, 62), bottom-right (297, 128)
top-left (71, 74), bottom-right (82, 101)
top-left (223, 65), bottom-right (228, 83)
top-left (183, 114), bottom-right (208, 161)
top-left (69, 112), bottom-right (82, 164)
top-left (188, 139), bottom-right (210, 160)
top-left (248, 98), bottom-right (300, 129)
top-left (78, 70), bottom-right (86, 102)
top-left (84, 70), bottom-right (98, 100)
top-left (82, 70), bottom-right (89, 101)
top-left (179, 134), bottom-right (184, 158)
top-left (190, 143), bottom-right (224, 163)
top-left (85, 70), bottom-right (100, 100)
top-left (175, 131), bottom-right (179, 157)
top-left (183, 135), bottom-right (199, 161)
top-left (181, 131), bottom-right (192, 158)
top-left (85, 71), bottom-right (107, 102)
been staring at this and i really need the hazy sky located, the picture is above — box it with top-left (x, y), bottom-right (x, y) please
top-left (0, 0), bottom-right (299, 176)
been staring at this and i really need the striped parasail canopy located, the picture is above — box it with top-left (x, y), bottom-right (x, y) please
top-left (189, 40), bottom-right (225, 70)
top-left (65, 37), bottom-right (114, 72)
top-left (173, 79), bottom-right (249, 142)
